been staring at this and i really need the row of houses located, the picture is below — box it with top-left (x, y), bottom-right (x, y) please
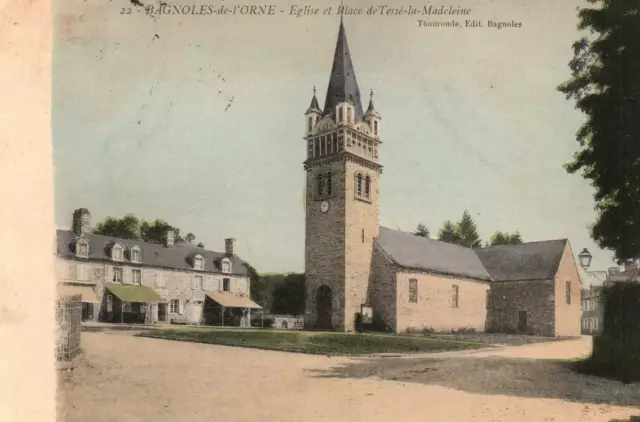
top-left (56, 208), bottom-right (262, 327)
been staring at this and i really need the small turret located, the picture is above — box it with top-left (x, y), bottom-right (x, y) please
top-left (305, 86), bottom-right (322, 136)
top-left (363, 89), bottom-right (381, 138)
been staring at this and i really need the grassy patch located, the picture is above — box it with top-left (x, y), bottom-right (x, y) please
top-left (137, 328), bottom-right (489, 356)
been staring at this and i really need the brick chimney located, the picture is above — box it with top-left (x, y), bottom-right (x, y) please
top-left (72, 208), bottom-right (91, 236)
top-left (225, 238), bottom-right (236, 256)
top-left (163, 229), bottom-right (175, 247)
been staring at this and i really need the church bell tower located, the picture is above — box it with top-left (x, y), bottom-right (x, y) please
top-left (303, 21), bottom-right (382, 332)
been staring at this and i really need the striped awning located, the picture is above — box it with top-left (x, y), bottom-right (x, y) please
top-left (57, 284), bottom-right (100, 303)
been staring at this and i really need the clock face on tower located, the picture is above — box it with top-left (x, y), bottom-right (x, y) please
top-left (320, 200), bottom-right (330, 213)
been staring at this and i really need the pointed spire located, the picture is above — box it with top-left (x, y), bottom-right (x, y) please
top-left (365, 89), bottom-right (380, 118)
top-left (306, 86), bottom-right (321, 114)
top-left (322, 21), bottom-right (363, 120)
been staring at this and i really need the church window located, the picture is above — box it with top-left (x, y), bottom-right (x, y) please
top-left (333, 138), bottom-right (338, 152)
top-left (315, 139), bottom-right (320, 157)
top-left (356, 173), bottom-right (362, 196)
top-left (308, 117), bottom-right (313, 133)
top-left (327, 172), bottom-right (333, 195)
top-left (338, 107), bottom-right (344, 123)
top-left (364, 175), bottom-right (371, 199)
top-left (308, 141), bottom-right (313, 157)
top-left (347, 108), bottom-right (352, 124)
top-left (374, 120), bottom-right (378, 135)
top-left (317, 173), bottom-right (325, 197)
top-left (409, 279), bottom-right (418, 303)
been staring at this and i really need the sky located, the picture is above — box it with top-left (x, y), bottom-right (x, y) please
top-left (52, 0), bottom-right (617, 276)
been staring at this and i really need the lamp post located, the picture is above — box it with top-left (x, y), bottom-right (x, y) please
top-left (579, 248), bottom-right (593, 271)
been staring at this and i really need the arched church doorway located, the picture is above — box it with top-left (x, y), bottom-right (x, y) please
top-left (316, 285), bottom-right (333, 330)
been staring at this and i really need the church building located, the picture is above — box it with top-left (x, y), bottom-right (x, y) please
top-left (302, 22), bottom-right (582, 337)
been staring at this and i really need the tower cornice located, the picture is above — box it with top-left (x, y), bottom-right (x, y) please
top-left (303, 151), bottom-right (383, 173)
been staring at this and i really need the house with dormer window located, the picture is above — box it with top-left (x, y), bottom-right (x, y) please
top-left (55, 208), bottom-right (261, 325)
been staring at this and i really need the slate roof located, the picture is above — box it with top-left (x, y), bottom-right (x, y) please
top-left (56, 230), bottom-right (248, 276)
top-left (376, 227), bottom-right (492, 281)
top-left (474, 239), bottom-right (568, 282)
top-left (322, 21), bottom-right (364, 121)
top-left (376, 227), bottom-right (570, 283)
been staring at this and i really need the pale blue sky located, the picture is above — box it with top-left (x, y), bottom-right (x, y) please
top-left (53, 0), bottom-right (615, 275)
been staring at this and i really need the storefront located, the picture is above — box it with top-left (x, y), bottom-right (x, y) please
top-left (102, 283), bottom-right (164, 324)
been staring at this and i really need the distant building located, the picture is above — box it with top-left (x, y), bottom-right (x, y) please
top-left (55, 208), bottom-right (261, 325)
top-left (302, 21), bottom-right (582, 336)
top-left (581, 285), bottom-right (603, 334)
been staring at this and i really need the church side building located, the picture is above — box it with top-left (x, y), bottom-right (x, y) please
top-left (303, 22), bottom-right (582, 337)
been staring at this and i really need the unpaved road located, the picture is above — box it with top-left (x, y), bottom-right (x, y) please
top-left (57, 332), bottom-right (639, 422)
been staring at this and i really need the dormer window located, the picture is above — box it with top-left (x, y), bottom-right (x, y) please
top-left (130, 246), bottom-right (141, 263)
top-left (193, 254), bottom-right (204, 270)
top-left (76, 238), bottom-right (89, 258)
top-left (221, 258), bottom-right (232, 274)
top-left (111, 243), bottom-right (124, 261)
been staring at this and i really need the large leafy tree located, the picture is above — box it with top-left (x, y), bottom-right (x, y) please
top-left (243, 261), bottom-right (265, 305)
top-left (489, 231), bottom-right (523, 246)
top-left (438, 220), bottom-right (460, 244)
top-left (558, 0), bottom-right (640, 262)
top-left (271, 273), bottom-right (306, 316)
top-left (93, 214), bottom-right (193, 244)
top-left (140, 219), bottom-right (186, 244)
top-left (93, 214), bottom-right (141, 240)
top-left (455, 210), bottom-right (482, 248)
top-left (414, 223), bottom-right (430, 238)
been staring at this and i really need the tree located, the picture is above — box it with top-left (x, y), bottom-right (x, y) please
top-left (93, 214), bottom-right (141, 240)
top-left (140, 219), bottom-right (186, 244)
top-left (455, 210), bottom-right (482, 248)
top-left (93, 214), bottom-right (194, 244)
top-left (438, 220), bottom-right (460, 244)
top-left (414, 223), bottom-right (430, 238)
top-left (185, 233), bottom-right (196, 243)
top-left (243, 261), bottom-right (265, 305)
top-left (558, 0), bottom-right (640, 262)
top-left (271, 273), bottom-right (306, 316)
top-left (489, 231), bottom-right (523, 246)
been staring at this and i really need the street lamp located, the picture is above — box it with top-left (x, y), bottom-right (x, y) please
top-left (579, 248), bottom-right (593, 270)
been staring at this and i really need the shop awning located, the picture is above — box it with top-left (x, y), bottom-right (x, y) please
top-left (57, 284), bottom-right (100, 303)
top-left (206, 291), bottom-right (262, 309)
top-left (105, 283), bottom-right (163, 303)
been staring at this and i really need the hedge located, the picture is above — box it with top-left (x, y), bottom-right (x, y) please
top-left (590, 282), bottom-right (640, 383)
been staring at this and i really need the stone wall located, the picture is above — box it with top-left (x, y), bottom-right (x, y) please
top-left (368, 242), bottom-right (397, 331)
top-left (304, 158), bottom-right (347, 330)
top-left (343, 158), bottom-right (379, 332)
top-left (553, 243), bottom-right (582, 336)
top-left (396, 270), bottom-right (489, 333)
top-left (486, 279), bottom-right (555, 336)
top-left (56, 257), bottom-right (250, 324)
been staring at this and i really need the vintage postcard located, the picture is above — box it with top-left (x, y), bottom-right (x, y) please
top-left (2, 0), bottom-right (639, 420)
